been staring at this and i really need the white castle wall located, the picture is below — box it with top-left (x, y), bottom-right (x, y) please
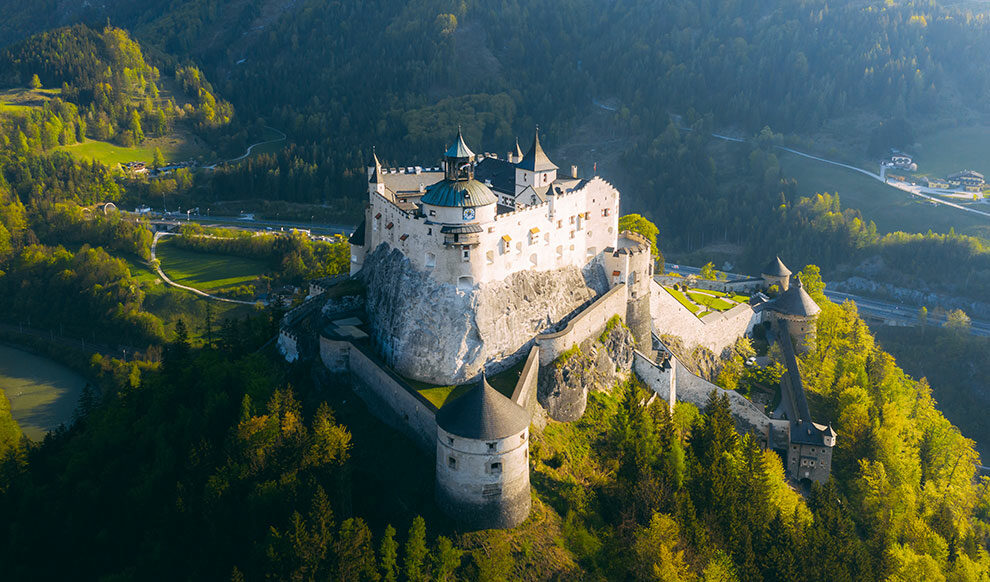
top-left (536, 283), bottom-right (629, 365)
top-left (278, 328), bottom-right (299, 363)
top-left (320, 336), bottom-right (437, 453)
top-left (511, 345), bottom-right (541, 416)
top-left (358, 177), bottom-right (619, 287)
top-left (650, 280), bottom-right (757, 355)
top-left (632, 350), bottom-right (676, 413)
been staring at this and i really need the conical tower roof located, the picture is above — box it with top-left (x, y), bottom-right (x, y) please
top-left (770, 275), bottom-right (820, 317)
top-left (444, 128), bottom-right (475, 159)
top-left (368, 148), bottom-right (384, 184)
top-left (517, 127), bottom-right (557, 172)
top-left (436, 373), bottom-right (530, 439)
top-left (513, 138), bottom-right (524, 160)
top-left (761, 256), bottom-right (791, 278)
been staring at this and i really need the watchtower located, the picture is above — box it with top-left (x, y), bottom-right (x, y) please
top-left (435, 375), bottom-right (532, 529)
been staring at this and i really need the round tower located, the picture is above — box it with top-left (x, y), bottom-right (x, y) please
top-left (761, 256), bottom-right (792, 292)
top-left (435, 375), bottom-right (531, 530)
top-left (420, 129), bottom-right (498, 288)
top-left (765, 275), bottom-right (821, 353)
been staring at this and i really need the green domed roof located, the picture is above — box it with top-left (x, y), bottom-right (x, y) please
top-left (420, 178), bottom-right (497, 207)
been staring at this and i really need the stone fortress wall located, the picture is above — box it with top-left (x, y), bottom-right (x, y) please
top-left (321, 336), bottom-right (438, 453)
top-left (356, 177), bottom-right (620, 288)
top-left (510, 345), bottom-right (541, 419)
top-left (650, 280), bottom-right (759, 355)
top-left (536, 283), bottom-right (629, 365)
top-left (633, 344), bottom-right (773, 436)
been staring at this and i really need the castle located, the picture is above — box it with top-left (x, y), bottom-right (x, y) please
top-left (289, 130), bottom-right (836, 530)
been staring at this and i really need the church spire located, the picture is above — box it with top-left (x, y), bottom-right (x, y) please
top-left (513, 138), bottom-right (523, 162)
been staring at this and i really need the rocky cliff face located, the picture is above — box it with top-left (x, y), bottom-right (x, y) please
top-left (538, 322), bottom-right (636, 421)
top-left (359, 244), bottom-right (601, 385)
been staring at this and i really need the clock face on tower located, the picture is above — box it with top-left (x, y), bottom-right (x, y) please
top-left (462, 207), bottom-right (476, 221)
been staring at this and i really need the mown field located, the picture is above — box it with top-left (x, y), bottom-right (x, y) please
top-left (912, 124), bottom-right (990, 180)
top-left (155, 238), bottom-right (267, 293)
top-left (0, 87), bottom-right (59, 114)
top-left (778, 151), bottom-right (990, 240)
top-left (55, 129), bottom-right (209, 166)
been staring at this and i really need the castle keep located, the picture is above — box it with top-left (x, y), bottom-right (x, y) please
top-left (290, 130), bottom-right (836, 530)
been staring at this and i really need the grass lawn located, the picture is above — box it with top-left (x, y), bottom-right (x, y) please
top-left (0, 344), bottom-right (86, 441)
top-left (686, 291), bottom-right (735, 312)
top-left (778, 151), bottom-right (990, 241)
top-left (0, 87), bottom-right (60, 115)
top-left (410, 361), bottom-right (522, 409)
top-left (56, 129), bottom-right (210, 167)
top-left (155, 238), bottom-right (267, 292)
top-left (120, 253), bottom-right (162, 285)
top-left (913, 125), bottom-right (990, 180)
top-left (664, 286), bottom-right (701, 314)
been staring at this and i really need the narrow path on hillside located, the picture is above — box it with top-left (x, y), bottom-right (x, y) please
top-left (151, 232), bottom-right (262, 305)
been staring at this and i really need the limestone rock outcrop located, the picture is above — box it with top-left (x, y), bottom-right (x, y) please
top-left (359, 244), bottom-right (599, 385)
top-left (538, 323), bottom-right (636, 421)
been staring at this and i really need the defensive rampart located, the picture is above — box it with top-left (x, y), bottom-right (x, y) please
top-left (320, 336), bottom-right (437, 453)
top-left (537, 284), bottom-right (628, 365)
top-left (650, 281), bottom-right (757, 355)
top-left (511, 345), bottom-right (541, 417)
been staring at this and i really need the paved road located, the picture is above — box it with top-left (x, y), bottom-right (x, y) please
top-left (204, 126), bottom-right (288, 169)
top-left (150, 232), bottom-right (264, 306)
top-left (662, 263), bottom-right (990, 337)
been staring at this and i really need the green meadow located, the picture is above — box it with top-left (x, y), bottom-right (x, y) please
top-left (155, 238), bottom-right (268, 293)
top-left (778, 151), bottom-right (990, 240)
top-left (56, 130), bottom-right (209, 167)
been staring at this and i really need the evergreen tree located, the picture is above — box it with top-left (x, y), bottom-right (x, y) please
top-left (403, 516), bottom-right (429, 582)
top-left (28, 73), bottom-right (41, 90)
top-left (379, 525), bottom-right (398, 582)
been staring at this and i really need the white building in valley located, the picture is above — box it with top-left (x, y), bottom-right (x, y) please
top-left (349, 129), bottom-right (621, 289)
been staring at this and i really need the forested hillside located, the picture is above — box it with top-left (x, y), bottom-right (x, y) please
top-left (1, 278), bottom-right (988, 580)
top-left (0, 25), bottom-right (233, 152)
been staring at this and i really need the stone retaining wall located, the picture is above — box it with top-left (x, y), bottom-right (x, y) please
top-left (537, 284), bottom-right (628, 365)
top-left (511, 345), bottom-right (540, 417)
top-left (651, 281), bottom-right (758, 355)
top-left (319, 336), bottom-right (437, 453)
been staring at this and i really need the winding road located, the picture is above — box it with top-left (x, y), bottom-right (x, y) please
top-left (150, 232), bottom-right (263, 305)
top-left (204, 126), bottom-right (287, 169)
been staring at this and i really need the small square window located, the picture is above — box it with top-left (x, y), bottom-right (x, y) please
top-left (447, 437), bottom-right (454, 445)
top-left (487, 442), bottom-right (496, 452)
top-left (448, 456), bottom-right (457, 469)
top-left (490, 462), bottom-right (502, 474)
